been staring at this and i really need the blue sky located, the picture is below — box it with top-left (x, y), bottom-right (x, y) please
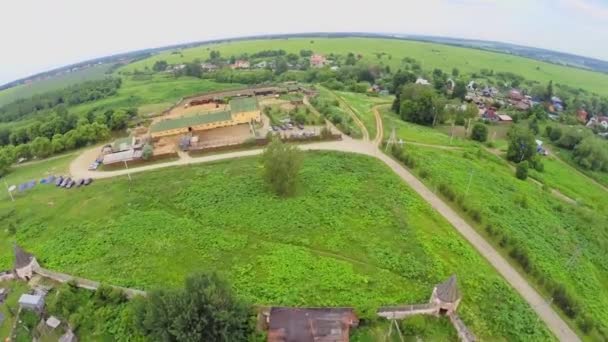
top-left (1, 0), bottom-right (607, 85)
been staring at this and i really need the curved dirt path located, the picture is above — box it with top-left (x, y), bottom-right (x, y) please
top-left (373, 105), bottom-right (385, 146)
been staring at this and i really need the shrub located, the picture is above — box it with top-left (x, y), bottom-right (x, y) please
top-left (142, 144), bottom-right (154, 160)
top-left (419, 169), bottom-right (430, 179)
top-left (471, 123), bottom-right (488, 142)
top-left (469, 208), bottom-right (483, 223)
top-left (552, 284), bottom-right (579, 318)
top-left (438, 183), bottom-right (456, 202)
top-left (549, 127), bottom-right (562, 141)
top-left (509, 246), bottom-right (532, 273)
top-left (516, 161), bottom-right (529, 180)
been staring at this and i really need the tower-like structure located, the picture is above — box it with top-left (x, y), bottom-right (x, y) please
top-left (14, 244), bottom-right (39, 280)
top-left (429, 275), bottom-right (461, 315)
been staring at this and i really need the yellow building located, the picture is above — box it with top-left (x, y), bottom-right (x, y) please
top-left (150, 97), bottom-right (261, 138)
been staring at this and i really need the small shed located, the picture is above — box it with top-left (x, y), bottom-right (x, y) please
top-left (429, 275), bottom-right (461, 315)
top-left (19, 294), bottom-right (44, 311)
top-left (46, 316), bottom-right (61, 329)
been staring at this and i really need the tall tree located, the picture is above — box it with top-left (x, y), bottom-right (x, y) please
top-left (135, 273), bottom-right (253, 342)
top-left (398, 84), bottom-right (446, 126)
top-left (506, 126), bottom-right (536, 163)
top-left (452, 81), bottom-right (467, 100)
top-left (261, 138), bottom-right (304, 197)
top-left (546, 80), bottom-right (554, 101)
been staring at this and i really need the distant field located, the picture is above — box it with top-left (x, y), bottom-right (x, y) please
top-left (69, 74), bottom-right (242, 116)
top-left (0, 152), bottom-right (552, 341)
top-left (0, 64), bottom-right (114, 106)
top-left (121, 38), bottom-right (608, 96)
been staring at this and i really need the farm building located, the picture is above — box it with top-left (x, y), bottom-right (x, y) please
top-left (102, 149), bottom-right (143, 165)
top-left (150, 97), bottom-right (261, 138)
top-left (264, 307), bottom-right (359, 342)
top-left (19, 294), bottom-right (44, 312)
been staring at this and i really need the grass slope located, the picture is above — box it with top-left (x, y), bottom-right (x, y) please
top-left (334, 91), bottom-right (393, 139)
top-left (0, 152), bottom-right (552, 341)
top-left (121, 38), bottom-right (608, 96)
top-left (400, 144), bottom-right (608, 338)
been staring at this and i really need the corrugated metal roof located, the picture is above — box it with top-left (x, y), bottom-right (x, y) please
top-left (102, 150), bottom-right (143, 165)
top-left (19, 294), bottom-right (43, 306)
top-left (150, 110), bottom-right (232, 133)
top-left (230, 97), bottom-right (258, 114)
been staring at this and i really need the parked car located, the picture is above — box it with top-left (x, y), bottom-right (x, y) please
top-left (271, 125), bottom-right (279, 132)
top-left (75, 179), bottom-right (85, 187)
top-left (83, 178), bottom-right (93, 186)
top-left (286, 123), bottom-right (294, 130)
top-left (66, 180), bottom-right (75, 189)
top-left (61, 178), bottom-right (71, 188)
top-left (297, 123), bottom-right (304, 130)
top-left (55, 176), bottom-right (64, 187)
top-left (279, 124), bottom-right (287, 130)
top-left (88, 162), bottom-right (100, 171)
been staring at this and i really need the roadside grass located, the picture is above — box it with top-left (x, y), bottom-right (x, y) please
top-left (119, 37), bottom-right (608, 97)
top-left (334, 91), bottom-right (393, 139)
top-left (381, 108), bottom-right (471, 147)
top-left (0, 152), bottom-right (552, 341)
top-left (0, 153), bottom-right (76, 201)
top-left (394, 144), bottom-right (608, 339)
top-left (0, 64), bottom-right (114, 106)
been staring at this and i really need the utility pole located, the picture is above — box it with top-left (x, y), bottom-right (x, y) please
top-left (4, 180), bottom-right (14, 202)
top-left (465, 169), bottom-right (474, 197)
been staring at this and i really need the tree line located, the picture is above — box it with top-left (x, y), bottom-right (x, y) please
top-left (0, 78), bottom-right (121, 123)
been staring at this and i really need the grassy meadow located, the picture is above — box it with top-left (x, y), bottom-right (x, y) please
top-left (120, 38), bottom-right (608, 96)
top-left (391, 141), bottom-right (608, 339)
top-left (0, 152), bottom-right (553, 341)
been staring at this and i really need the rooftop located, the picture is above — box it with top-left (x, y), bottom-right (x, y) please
top-left (435, 275), bottom-right (461, 303)
top-left (14, 244), bottom-right (34, 269)
top-left (150, 110), bottom-right (232, 133)
top-left (19, 294), bottom-right (44, 306)
top-left (268, 307), bottom-right (358, 342)
top-left (230, 97), bottom-right (259, 114)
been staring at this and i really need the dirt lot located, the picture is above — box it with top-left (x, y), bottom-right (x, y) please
top-left (194, 124), bottom-right (254, 148)
top-left (154, 137), bottom-right (178, 155)
top-left (155, 103), bottom-right (229, 123)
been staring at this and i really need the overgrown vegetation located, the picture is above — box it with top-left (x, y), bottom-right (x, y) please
top-left (0, 152), bottom-right (552, 340)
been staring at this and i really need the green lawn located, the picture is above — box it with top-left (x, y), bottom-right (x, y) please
top-left (0, 64), bottom-right (114, 106)
top-left (398, 144), bottom-right (608, 340)
top-left (335, 91), bottom-right (393, 139)
top-left (120, 37), bottom-right (608, 96)
top-left (0, 152), bottom-right (552, 341)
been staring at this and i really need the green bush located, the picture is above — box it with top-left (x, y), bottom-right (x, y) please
top-left (471, 123), bottom-right (489, 142)
top-left (516, 161), bottom-right (529, 180)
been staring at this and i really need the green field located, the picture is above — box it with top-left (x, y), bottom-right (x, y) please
top-left (70, 74), bottom-right (242, 117)
top-left (0, 152), bottom-right (552, 341)
top-left (0, 281), bottom-right (30, 340)
top-left (0, 64), bottom-right (114, 107)
top-left (120, 38), bottom-right (608, 96)
top-left (394, 143), bottom-right (608, 339)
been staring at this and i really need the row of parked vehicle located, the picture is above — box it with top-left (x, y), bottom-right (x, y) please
top-left (55, 176), bottom-right (93, 189)
top-left (271, 122), bottom-right (305, 131)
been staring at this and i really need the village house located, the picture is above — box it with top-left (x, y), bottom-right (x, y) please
top-left (310, 54), bottom-right (327, 68)
top-left (263, 307), bottom-right (359, 342)
top-left (587, 116), bottom-right (608, 129)
top-left (232, 60), bottom-right (250, 69)
top-left (200, 63), bottom-right (218, 72)
top-left (415, 77), bottom-right (431, 86)
top-left (509, 89), bottom-right (524, 102)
